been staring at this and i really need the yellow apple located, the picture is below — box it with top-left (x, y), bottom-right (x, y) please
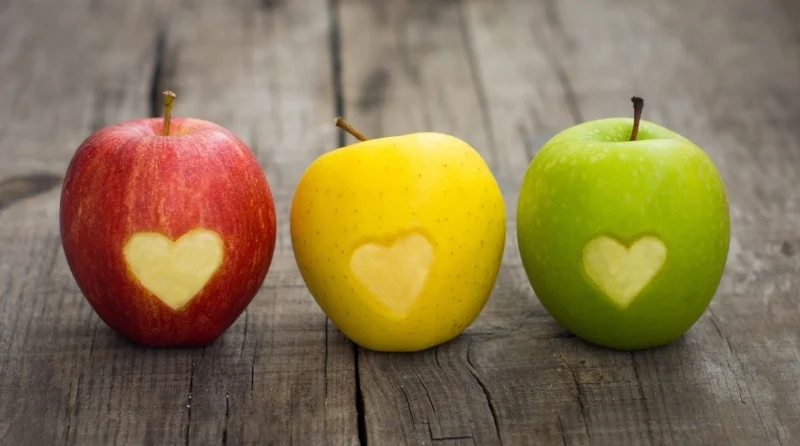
top-left (290, 119), bottom-right (506, 352)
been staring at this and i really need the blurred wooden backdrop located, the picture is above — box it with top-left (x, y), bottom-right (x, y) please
top-left (0, 0), bottom-right (798, 444)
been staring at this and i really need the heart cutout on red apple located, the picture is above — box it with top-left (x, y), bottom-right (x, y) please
top-left (350, 232), bottom-right (434, 316)
top-left (582, 235), bottom-right (667, 308)
top-left (123, 228), bottom-right (224, 310)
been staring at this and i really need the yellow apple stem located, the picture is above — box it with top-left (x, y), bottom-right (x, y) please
top-left (629, 96), bottom-right (644, 141)
top-left (334, 117), bottom-right (369, 141)
top-left (162, 90), bottom-right (177, 136)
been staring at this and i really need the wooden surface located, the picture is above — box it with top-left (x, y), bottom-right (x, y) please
top-left (1, 0), bottom-right (798, 444)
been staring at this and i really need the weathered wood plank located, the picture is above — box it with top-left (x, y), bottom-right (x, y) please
top-left (464, 1), bottom-right (800, 444)
top-left (470, 2), bottom-right (800, 444)
top-left (337, 0), bottom-right (511, 443)
top-left (1, 0), bottom-right (799, 444)
top-left (143, 3), bottom-right (357, 443)
top-left (0, 0), bottom-right (358, 444)
top-left (0, 2), bottom-right (174, 444)
top-left (339, 0), bottom-right (800, 444)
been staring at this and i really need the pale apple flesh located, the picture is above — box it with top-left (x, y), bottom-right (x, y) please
top-left (60, 116), bottom-right (277, 347)
top-left (349, 231), bottom-right (434, 317)
top-left (123, 228), bottom-right (225, 311)
top-left (582, 235), bottom-right (667, 308)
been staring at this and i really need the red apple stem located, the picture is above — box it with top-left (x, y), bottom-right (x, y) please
top-left (629, 96), bottom-right (644, 141)
top-left (334, 117), bottom-right (369, 142)
top-left (162, 90), bottom-right (177, 136)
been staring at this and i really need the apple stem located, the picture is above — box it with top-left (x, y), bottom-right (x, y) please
top-left (334, 117), bottom-right (369, 142)
top-left (162, 90), bottom-right (177, 136)
top-left (629, 96), bottom-right (644, 141)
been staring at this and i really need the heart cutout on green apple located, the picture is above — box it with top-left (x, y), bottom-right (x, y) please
top-left (123, 228), bottom-right (225, 310)
top-left (582, 235), bottom-right (667, 308)
top-left (350, 232), bottom-right (434, 316)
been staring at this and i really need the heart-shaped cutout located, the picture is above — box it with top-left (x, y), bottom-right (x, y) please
top-left (123, 228), bottom-right (224, 310)
top-left (582, 235), bottom-right (667, 308)
top-left (350, 232), bottom-right (434, 316)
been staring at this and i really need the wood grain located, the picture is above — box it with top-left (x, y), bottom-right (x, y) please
top-left (0, 0), bottom-right (357, 444)
top-left (338, 0), bottom-right (800, 444)
top-left (463, 1), bottom-right (800, 442)
top-left (337, 1), bottom-right (508, 443)
top-left (0, 0), bottom-right (798, 444)
top-left (0, 174), bottom-right (63, 211)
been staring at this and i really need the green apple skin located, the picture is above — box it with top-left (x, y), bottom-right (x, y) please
top-left (517, 118), bottom-right (730, 350)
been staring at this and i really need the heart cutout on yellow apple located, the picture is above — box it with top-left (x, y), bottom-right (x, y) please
top-left (582, 235), bottom-right (667, 308)
top-left (123, 228), bottom-right (224, 310)
top-left (350, 232), bottom-right (434, 316)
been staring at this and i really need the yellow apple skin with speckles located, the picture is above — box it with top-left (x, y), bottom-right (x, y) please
top-left (290, 132), bottom-right (506, 352)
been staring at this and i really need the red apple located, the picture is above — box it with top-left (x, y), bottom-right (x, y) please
top-left (59, 91), bottom-right (276, 347)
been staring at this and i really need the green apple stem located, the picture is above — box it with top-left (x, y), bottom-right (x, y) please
top-left (629, 96), bottom-right (644, 141)
top-left (162, 90), bottom-right (177, 136)
top-left (334, 117), bottom-right (369, 141)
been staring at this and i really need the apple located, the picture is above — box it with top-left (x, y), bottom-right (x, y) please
top-left (517, 97), bottom-right (730, 350)
top-left (59, 91), bottom-right (277, 347)
top-left (290, 118), bottom-right (506, 352)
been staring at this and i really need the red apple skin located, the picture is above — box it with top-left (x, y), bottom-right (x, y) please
top-left (59, 117), bottom-right (276, 347)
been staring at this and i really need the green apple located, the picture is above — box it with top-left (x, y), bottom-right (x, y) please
top-left (517, 97), bottom-right (730, 350)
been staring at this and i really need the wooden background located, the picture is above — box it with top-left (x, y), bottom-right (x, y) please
top-left (1, 0), bottom-right (799, 444)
